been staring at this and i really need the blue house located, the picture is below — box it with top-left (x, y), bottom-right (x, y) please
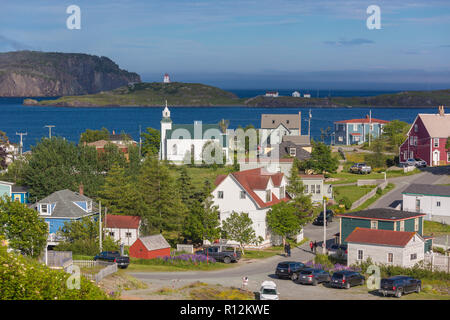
top-left (0, 180), bottom-right (30, 204)
top-left (31, 189), bottom-right (99, 246)
top-left (333, 115), bottom-right (389, 145)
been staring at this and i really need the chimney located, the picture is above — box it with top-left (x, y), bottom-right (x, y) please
top-left (79, 183), bottom-right (84, 196)
top-left (438, 105), bottom-right (445, 117)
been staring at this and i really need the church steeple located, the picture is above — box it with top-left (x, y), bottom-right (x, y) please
top-left (162, 100), bottom-right (171, 122)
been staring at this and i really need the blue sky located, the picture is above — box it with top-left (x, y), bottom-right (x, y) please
top-left (1, 0), bottom-right (450, 89)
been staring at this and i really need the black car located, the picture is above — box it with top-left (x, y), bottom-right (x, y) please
top-left (379, 276), bottom-right (421, 297)
top-left (313, 210), bottom-right (334, 226)
top-left (275, 261), bottom-right (306, 280)
top-left (330, 271), bottom-right (365, 289)
top-left (295, 268), bottom-right (330, 286)
top-left (94, 251), bottom-right (130, 269)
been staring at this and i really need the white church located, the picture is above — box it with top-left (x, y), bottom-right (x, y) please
top-left (159, 103), bottom-right (232, 165)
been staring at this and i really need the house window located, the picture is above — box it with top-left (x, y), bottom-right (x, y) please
top-left (414, 218), bottom-right (419, 232)
top-left (357, 250), bottom-right (364, 261)
top-left (316, 184), bottom-right (321, 194)
top-left (109, 232), bottom-right (115, 237)
top-left (370, 220), bottom-right (378, 230)
top-left (353, 124), bottom-right (358, 131)
top-left (172, 144), bottom-right (177, 155)
top-left (414, 124), bottom-right (418, 132)
top-left (289, 148), bottom-right (296, 156)
top-left (394, 221), bottom-right (397, 231)
top-left (338, 136), bottom-right (343, 142)
top-left (87, 201), bottom-right (92, 212)
top-left (240, 191), bottom-right (246, 199)
top-left (410, 253), bottom-right (417, 260)
top-left (266, 190), bottom-right (272, 202)
top-left (218, 191), bottom-right (224, 199)
top-left (304, 185), bottom-right (309, 193)
top-left (399, 220), bottom-right (405, 231)
top-left (447, 152), bottom-right (450, 162)
top-left (272, 120), bottom-right (275, 124)
top-left (433, 138), bottom-right (439, 147)
top-left (410, 136), bottom-right (414, 145)
top-left (40, 204), bottom-right (48, 214)
top-left (437, 201), bottom-right (441, 207)
top-left (286, 120), bottom-right (290, 124)
top-left (125, 232), bottom-right (132, 238)
top-left (311, 185), bottom-right (315, 194)
top-left (414, 136), bottom-right (417, 146)
top-left (354, 136), bottom-right (360, 142)
top-left (280, 186), bottom-right (285, 198)
top-left (387, 253), bottom-right (393, 264)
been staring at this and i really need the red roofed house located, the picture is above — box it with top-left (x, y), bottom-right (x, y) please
top-left (346, 228), bottom-right (425, 267)
top-left (334, 114), bottom-right (389, 145)
top-left (399, 106), bottom-right (450, 167)
top-left (212, 167), bottom-right (292, 248)
top-left (129, 234), bottom-right (171, 259)
top-left (105, 214), bottom-right (141, 246)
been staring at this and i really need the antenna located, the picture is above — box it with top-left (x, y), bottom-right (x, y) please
top-left (44, 125), bottom-right (55, 139)
top-left (16, 132), bottom-right (27, 155)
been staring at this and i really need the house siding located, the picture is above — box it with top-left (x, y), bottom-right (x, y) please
top-left (403, 193), bottom-right (450, 223)
top-left (129, 239), bottom-right (170, 259)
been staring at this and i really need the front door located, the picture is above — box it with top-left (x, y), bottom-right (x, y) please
top-left (433, 150), bottom-right (440, 166)
top-left (415, 198), bottom-right (421, 212)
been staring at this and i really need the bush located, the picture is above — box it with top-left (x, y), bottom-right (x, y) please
top-left (0, 245), bottom-right (109, 300)
top-left (132, 254), bottom-right (216, 266)
top-left (376, 187), bottom-right (383, 195)
top-left (339, 196), bottom-right (352, 210)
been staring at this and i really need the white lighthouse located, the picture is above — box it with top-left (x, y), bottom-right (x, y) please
top-left (163, 73), bottom-right (170, 83)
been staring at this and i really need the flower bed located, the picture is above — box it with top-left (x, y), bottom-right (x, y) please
top-left (132, 254), bottom-right (216, 266)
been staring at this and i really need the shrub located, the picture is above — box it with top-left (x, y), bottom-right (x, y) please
top-left (132, 254), bottom-right (216, 266)
top-left (376, 187), bottom-right (383, 195)
top-left (340, 196), bottom-right (352, 210)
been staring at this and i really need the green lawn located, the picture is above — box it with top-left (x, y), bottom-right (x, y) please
top-left (329, 168), bottom-right (420, 185)
top-left (350, 183), bottom-right (395, 212)
top-left (168, 165), bottom-right (233, 193)
top-left (424, 221), bottom-right (450, 237)
top-left (333, 185), bottom-right (375, 203)
top-left (126, 261), bottom-right (237, 272)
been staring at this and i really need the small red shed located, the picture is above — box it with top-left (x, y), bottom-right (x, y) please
top-left (129, 234), bottom-right (171, 259)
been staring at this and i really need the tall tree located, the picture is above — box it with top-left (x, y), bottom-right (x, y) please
top-left (381, 120), bottom-right (410, 153)
top-left (0, 146), bottom-right (7, 170)
top-left (221, 211), bottom-right (257, 255)
top-left (182, 197), bottom-right (221, 244)
top-left (0, 197), bottom-right (48, 258)
top-left (0, 130), bottom-right (9, 146)
top-left (286, 159), bottom-right (313, 220)
top-left (79, 128), bottom-right (110, 144)
top-left (266, 201), bottom-right (302, 244)
top-left (364, 139), bottom-right (387, 169)
top-left (177, 166), bottom-right (194, 206)
top-left (138, 158), bottom-right (187, 235)
top-left (305, 140), bottom-right (339, 174)
top-left (141, 127), bottom-right (160, 157)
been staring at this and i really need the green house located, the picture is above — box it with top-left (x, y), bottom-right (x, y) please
top-left (337, 208), bottom-right (433, 253)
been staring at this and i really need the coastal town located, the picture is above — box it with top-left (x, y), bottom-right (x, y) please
top-left (1, 92), bottom-right (449, 300)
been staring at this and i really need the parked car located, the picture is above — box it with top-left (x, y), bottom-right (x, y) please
top-left (259, 281), bottom-right (279, 300)
top-left (313, 210), bottom-right (334, 226)
top-left (349, 163), bottom-right (372, 174)
top-left (379, 276), bottom-right (421, 297)
top-left (197, 245), bottom-right (241, 264)
top-left (327, 244), bottom-right (340, 257)
top-left (93, 251), bottom-right (130, 269)
top-left (400, 158), bottom-right (427, 168)
top-left (275, 261), bottom-right (306, 280)
top-left (294, 268), bottom-right (331, 286)
top-left (330, 270), bottom-right (365, 289)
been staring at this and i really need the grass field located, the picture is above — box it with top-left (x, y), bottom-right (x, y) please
top-left (349, 183), bottom-right (395, 212)
top-left (329, 168), bottom-right (420, 185)
top-left (333, 184), bottom-right (375, 203)
top-left (424, 221), bottom-right (450, 237)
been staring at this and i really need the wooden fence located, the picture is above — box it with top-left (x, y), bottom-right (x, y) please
top-left (350, 181), bottom-right (388, 210)
top-left (424, 253), bottom-right (450, 273)
top-left (47, 251), bottom-right (72, 268)
top-left (68, 260), bottom-right (118, 283)
top-left (176, 244), bottom-right (194, 254)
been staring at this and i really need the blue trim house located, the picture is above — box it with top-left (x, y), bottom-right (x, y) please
top-left (31, 189), bottom-right (99, 246)
top-left (333, 115), bottom-right (389, 145)
top-left (0, 181), bottom-right (29, 204)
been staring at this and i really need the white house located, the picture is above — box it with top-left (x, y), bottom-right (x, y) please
top-left (163, 73), bottom-right (170, 83)
top-left (159, 103), bottom-right (231, 165)
top-left (303, 94), bottom-right (311, 98)
top-left (259, 113), bottom-right (303, 147)
top-left (265, 91), bottom-right (279, 97)
top-left (292, 91), bottom-right (301, 97)
top-left (212, 167), bottom-right (293, 247)
top-left (402, 184), bottom-right (450, 224)
top-left (346, 228), bottom-right (425, 268)
top-left (105, 214), bottom-right (141, 246)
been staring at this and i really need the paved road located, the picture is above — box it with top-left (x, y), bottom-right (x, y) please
top-left (369, 166), bottom-right (450, 210)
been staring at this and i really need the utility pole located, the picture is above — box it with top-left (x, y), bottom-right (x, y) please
top-left (139, 125), bottom-right (142, 158)
top-left (368, 110), bottom-right (372, 147)
top-left (44, 125), bottom-right (55, 139)
top-left (16, 132), bottom-right (27, 155)
top-left (308, 109), bottom-right (312, 137)
top-left (99, 201), bottom-right (102, 252)
top-left (323, 197), bottom-right (327, 254)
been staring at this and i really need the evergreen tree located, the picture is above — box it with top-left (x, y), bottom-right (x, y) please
top-left (177, 166), bottom-right (194, 206)
top-left (305, 140), bottom-right (339, 174)
top-left (286, 160), bottom-right (313, 220)
top-left (138, 158), bottom-right (187, 235)
top-left (140, 127), bottom-right (160, 157)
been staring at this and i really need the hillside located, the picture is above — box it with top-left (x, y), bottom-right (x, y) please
top-left (0, 51), bottom-right (141, 97)
top-left (34, 82), bottom-right (246, 107)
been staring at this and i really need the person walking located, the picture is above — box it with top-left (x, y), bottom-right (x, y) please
top-left (313, 241), bottom-right (317, 254)
top-left (286, 242), bottom-right (291, 257)
top-left (309, 241), bottom-right (314, 253)
top-left (284, 243), bottom-right (288, 257)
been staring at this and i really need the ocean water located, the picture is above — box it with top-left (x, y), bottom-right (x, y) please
top-left (0, 96), bottom-right (434, 151)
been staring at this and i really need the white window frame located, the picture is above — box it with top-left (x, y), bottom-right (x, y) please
top-left (436, 201), bottom-right (441, 207)
top-left (387, 252), bottom-right (394, 264)
top-left (40, 204), bottom-right (49, 215)
top-left (353, 124), bottom-right (358, 131)
top-left (311, 185), bottom-right (315, 194)
top-left (87, 201), bottom-right (92, 213)
top-left (370, 220), bottom-right (378, 230)
top-left (410, 253), bottom-right (417, 261)
top-left (399, 220), bottom-right (405, 231)
top-left (240, 191), bottom-right (246, 199)
top-left (414, 218), bottom-right (419, 232)
top-left (414, 124), bottom-right (418, 132)
top-left (266, 190), bottom-right (272, 202)
top-left (304, 185), bottom-right (309, 193)
top-left (433, 138), bottom-right (439, 148)
top-left (357, 249), bottom-right (364, 261)
top-left (125, 232), bottom-right (132, 238)
top-left (289, 148), bottom-right (296, 157)
top-left (218, 191), bottom-right (224, 199)
top-left (316, 184), bottom-right (321, 195)
top-left (109, 231), bottom-right (115, 237)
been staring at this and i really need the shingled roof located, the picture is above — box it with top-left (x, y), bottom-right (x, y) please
top-left (261, 113), bottom-right (301, 129)
top-left (416, 113), bottom-right (450, 137)
top-left (105, 214), bottom-right (141, 229)
top-left (336, 208), bottom-right (425, 221)
top-left (346, 228), bottom-right (420, 247)
top-left (403, 184), bottom-right (450, 197)
top-left (139, 234), bottom-right (171, 251)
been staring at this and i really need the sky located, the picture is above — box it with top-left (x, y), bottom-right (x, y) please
top-left (0, 0), bottom-right (450, 89)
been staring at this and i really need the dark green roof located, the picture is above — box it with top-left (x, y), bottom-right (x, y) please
top-left (166, 123), bottom-right (227, 147)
